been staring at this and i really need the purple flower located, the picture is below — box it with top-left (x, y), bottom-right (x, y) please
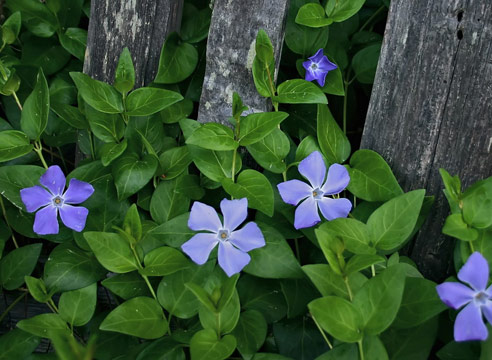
top-left (436, 252), bottom-right (492, 342)
top-left (277, 151), bottom-right (351, 229)
top-left (181, 198), bottom-right (265, 277)
top-left (20, 165), bottom-right (94, 235)
top-left (303, 49), bottom-right (338, 87)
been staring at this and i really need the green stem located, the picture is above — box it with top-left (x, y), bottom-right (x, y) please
top-left (48, 298), bottom-right (59, 313)
top-left (87, 131), bottom-right (95, 161)
top-left (344, 276), bottom-right (353, 301)
top-left (358, 339), bottom-right (365, 360)
top-left (33, 141), bottom-right (49, 169)
top-left (0, 292), bottom-right (27, 324)
top-left (215, 312), bottom-right (221, 339)
top-left (231, 148), bottom-right (237, 184)
top-left (294, 238), bottom-right (301, 263)
top-left (282, 171), bottom-right (287, 182)
top-left (12, 91), bottom-right (23, 111)
top-left (142, 274), bottom-right (158, 301)
top-left (359, 5), bottom-right (385, 33)
top-left (167, 313), bottom-right (173, 335)
top-left (343, 80), bottom-right (349, 135)
top-left (371, 265), bottom-right (376, 277)
top-left (470, 241), bottom-right (476, 253)
top-left (311, 313), bottom-right (333, 349)
top-left (0, 196), bottom-right (18, 248)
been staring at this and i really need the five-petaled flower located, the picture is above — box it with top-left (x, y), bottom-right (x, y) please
top-left (436, 252), bottom-right (492, 342)
top-left (277, 151), bottom-right (351, 229)
top-left (20, 165), bottom-right (94, 235)
top-left (303, 48), bottom-right (338, 87)
top-left (181, 198), bottom-right (265, 277)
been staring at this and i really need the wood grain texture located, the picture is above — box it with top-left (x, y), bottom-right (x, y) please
top-left (361, 0), bottom-right (492, 280)
top-left (84, 0), bottom-right (183, 86)
top-left (197, 0), bottom-right (289, 125)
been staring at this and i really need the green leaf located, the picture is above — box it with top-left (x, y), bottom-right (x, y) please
top-left (308, 296), bottom-right (363, 343)
top-left (185, 282), bottom-right (217, 312)
top-left (222, 170), bottom-right (274, 216)
top-left (150, 177), bottom-right (190, 224)
top-left (326, 0), bottom-right (365, 22)
top-left (100, 297), bottom-right (168, 339)
top-left (147, 212), bottom-right (193, 248)
top-left (246, 129), bottom-right (290, 174)
top-left (180, 4), bottom-right (211, 43)
top-left (232, 310), bottom-right (267, 359)
top-left (160, 98), bottom-right (194, 124)
top-left (58, 27), bottom-right (87, 60)
top-left (140, 246), bottom-right (189, 276)
top-left (393, 277), bottom-right (446, 329)
top-left (70, 72), bottom-right (124, 114)
top-left (273, 79), bottom-right (327, 104)
top-left (347, 149), bottom-right (403, 202)
top-left (440, 168), bottom-right (462, 212)
top-left (217, 274), bottom-right (240, 312)
top-left (321, 65), bottom-right (345, 96)
top-left (122, 204), bottom-right (142, 242)
top-left (25, 276), bottom-right (51, 303)
top-left (155, 33), bottom-right (198, 84)
top-left (244, 224), bottom-right (303, 279)
top-left (351, 43), bottom-right (381, 84)
top-left (5, 0), bottom-right (58, 37)
top-left (295, 136), bottom-right (321, 162)
top-left (0, 130), bottom-right (33, 162)
top-left (252, 57), bottom-right (275, 98)
top-left (318, 218), bottom-right (374, 255)
top-left (0, 243), bottom-right (41, 290)
top-left (2, 12), bottom-right (21, 44)
top-left (17, 314), bottom-right (70, 339)
top-left (186, 123), bottom-right (238, 151)
top-left (280, 278), bottom-right (319, 318)
top-left (102, 271), bottom-right (150, 300)
top-left (255, 29), bottom-right (274, 64)
top-left (317, 104), bottom-right (350, 164)
top-left (20, 69), bottom-right (49, 140)
top-left (159, 146), bottom-right (192, 180)
top-left (125, 88), bottom-right (183, 116)
top-left (200, 289), bottom-right (239, 334)
top-left (157, 261), bottom-right (214, 319)
top-left (296, 3), bottom-right (333, 27)
top-left (112, 153), bottom-right (158, 200)
top-left (443, 213), bottom-right (478, 241)
top-left (352, 264), bottom-right (406, 335)
top-left (135, 338), bottom-right (186, 360)
top-left (85, 105), bottom-right (125, 142)
top-left (368, 190), bottom-right (425, 251)
top-left (51, 103), bottom-right (89, 129)
top-left (190, 329), bottom-right (237, 360)
top-left (100, 139), bottom-right (128, 167)
top-left (462, 185), bottom-right (492, 229)
top-left (362, 335), bottom-right (389, 360)
top-left (59, 283), bottom-right (97, 326)
top-left (44, 242), bottom-right (107, 293)
top-left (114, 47), bottom-right (135, 94)
top-left (0, 329), bottom-right (40, 360)
top-left (344, 254), bottom-right (385, 275)
top-left (84, 232), bottom-right (139, 273)
top-left (239, 111), bottom-right (289, 146)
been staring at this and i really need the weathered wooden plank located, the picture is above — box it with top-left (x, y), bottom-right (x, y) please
top-left (84, 0), bottom-right (184, 86)
top-left (361, 0), bottom-right (492, 280)
top-left (197, 0), bottom-right (289, 125)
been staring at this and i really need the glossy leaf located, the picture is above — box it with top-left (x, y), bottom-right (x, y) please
top-left (0, 130), bottom-right (33, 162)
top-left (273, 79), bottom-right (327, 104)
top-left (155, 33), bottom-right (198, 84)
top-left (140, 246), bottom-right (189, 276)
top-left (125, 88), bottom-right (183, 116)
top-left (190, 329), bottom-right (236, 360)
top-left (20, 69), bottom-right (49, 140)
top-left (0, 243), bottom-right (41, 290)
top-left (317, 104), bottom-right (350, 164)
top-left (59, 283), bottom-right (97, 326)
top-left (296, 3), bottom-right (332, 27)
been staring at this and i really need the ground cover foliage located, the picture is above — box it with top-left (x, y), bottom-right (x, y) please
top-left (1, 0), bottom-right (492, 359)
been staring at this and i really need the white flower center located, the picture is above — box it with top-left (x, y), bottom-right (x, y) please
top-left (52, 196), bottom-right (64, 208)
top-left (217, 229), bottom-right (230, 242)
top-left (312, 188), bottom-right (324, 200)
top-left (474, 291), bottom-right (489, 306)
top-left (310, 63), bottom-right (318, 71)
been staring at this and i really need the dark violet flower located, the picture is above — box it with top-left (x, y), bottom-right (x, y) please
top-left (20, 165), bottom-right (94, 235)
top-left (436, 252), bottom-right (492, 342)
top-left (303, 48), bottom-right (338, 87)
top-left (181, 198), bottom-right (265, 277)
top-left (277, 151), bottom-right (351, 229)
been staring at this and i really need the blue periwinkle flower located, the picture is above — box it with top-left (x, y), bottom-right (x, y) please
top-left (303, 48), bottom-right (338, 87)
top-left (277, 151), bottom-right (352, 229)
top-left (20, 165), bottom-right (94, 235)
top-left (181, 198), bottom-right (265, 277)
top-left (437, 252), bottom-right (492, 342)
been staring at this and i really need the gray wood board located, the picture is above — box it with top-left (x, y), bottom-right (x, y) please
top-left (84, 0), bottom-right (183, 86)
top-left (197, 0), bottom-right (289, 125)
top-left (361, 0), bottom-right (492, 280)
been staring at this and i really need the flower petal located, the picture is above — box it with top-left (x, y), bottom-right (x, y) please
top-left (436, 282), bottom-right (474, 309)
top-left (63, 179), bottom-right (95, 204)
top-left (298, 151), bottom-right (326, 189)
top-left (308, 48), bottom-right (324, 62)
top-left (188, 202), bottom-right (222, 232)
top-left (481, 300), bottom-right (492, 325)
top-left (458, 252), bottom-right (489, 291)
top-left (218, 241), bottom-right (251, 277)
top-left (277, 180), bottom-right (312, 206)
top-left (315, 72), bottom-right (327, 87)
top-left (318, 197), bottom-right (352, 221)
top-left (294, 197), bottom-right (320, 229)
top-left (59, 205), bottom-right (89, 232)
top-left (181, 233), bottom-right (218, 265)
top-left (321, 164), bottom-right (350, 195)
top-left (221, 198), bottom-right (247, 232)
top-left (454, 302), bottom-right (488, 342)
top-left (319, 57), bottom-right (338, 72)
top-left (33, 205), bottom-right (59, 235)
top-left (20, 186), bottom-right (52, 212)
top-left (229, 222), bottom-right (265, 252)
top-left (305, 69), bottom-right (316, 82)
top-left (39, 165), bottom-right (66, 196)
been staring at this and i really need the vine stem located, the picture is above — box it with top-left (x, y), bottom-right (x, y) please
top-left (48, 299), bottom-right (59, 313)
top-left (12, 91), bottom-right (23, 111)
top-left (371, 265), bottom-right (376, 277)
top-left (358, 5), bottom-right (385, 33)
top-left (344, 276), bottom-right (353, 301)
top-left (0, 291), bottom-right (27, 324)
top-left (358, 339), bottom-right (365, 360)
top-left (33, 141), bottom-right (49, 169)
top-left (130, 244), bottom-right (158, 301)
top-left (470, 241), bottom-right (476, 253)
top-left (0, 196), bottom-right (18, 248)
top-left (311, 313), bottom-right (333, 349)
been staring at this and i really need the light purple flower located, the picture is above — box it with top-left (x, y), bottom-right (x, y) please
top-left (303, 49), bottom-right (338, 87)
top-left (277, 151), bottom-right (351, 229)
top-left (20, 165), bottom-right (94, 235)
top-left (181, 198), bottom-right (265, 277)
top-left (436, 252), bottom-right (492, 342)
